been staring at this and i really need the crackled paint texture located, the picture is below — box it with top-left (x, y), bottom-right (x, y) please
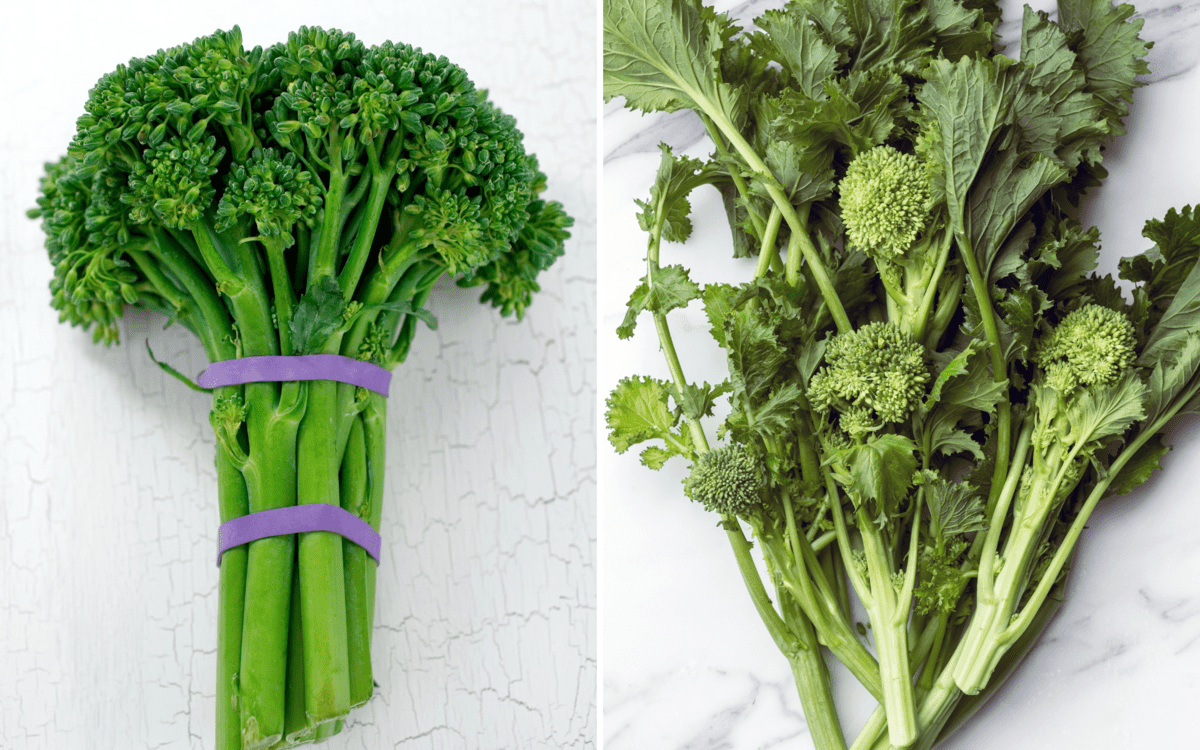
top-left (0, 2), bottom-right (596, 749)
top-left (601, 0), bottom-right (1200, 748)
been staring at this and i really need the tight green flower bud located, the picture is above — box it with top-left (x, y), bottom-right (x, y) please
top-left (839, 146), bottom-right (931, 263)
top-left (809, 322), bottom-right (929, 425)
top-left (1036, 304), bottom-right (1136, 394)
top-left (684, 445), bottom-right (764, 518)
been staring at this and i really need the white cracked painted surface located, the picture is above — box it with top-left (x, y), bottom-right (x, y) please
top-left (0, 2), bottom-right (596, 749)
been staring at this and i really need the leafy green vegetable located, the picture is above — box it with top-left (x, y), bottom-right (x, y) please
top-left (29, 25), bottom-right (571, 750)
top-left (603, 1), bottom-right (1185, 748)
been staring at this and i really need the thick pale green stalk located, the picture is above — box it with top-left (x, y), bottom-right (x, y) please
top-left (857, 509), bottom-right (917, 747)
top-left (696, 109), bottom-right (850, 332)
top-left (340, 417), bottom-right (374, 706)
top-left (956, 233), bottom-right (1012, 511)
top-left (954, 439), bottom-right (1078, 694)
top-left (850, 708), bottom-right (887, 750)
top-left (646, 183), bottom-right (851, 739)
top-left (777, 583), bottom-right (848, 750)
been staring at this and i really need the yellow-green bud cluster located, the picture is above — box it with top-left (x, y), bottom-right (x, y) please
top-left (1036, 304), bottom-right (1136, 394)
top-left (809, 322), bottom-right (929, 425)
top-left (838, 145), bottom-right (931, 262)
top-left (684, 444), bottom-right (764, 518)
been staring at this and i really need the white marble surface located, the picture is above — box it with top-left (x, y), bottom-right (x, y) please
top-left (0, 2), bottom-right (596, 749)
top-left (600, 1), bottom-right (1200, 748)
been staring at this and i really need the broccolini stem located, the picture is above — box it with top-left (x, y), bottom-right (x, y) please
top-left (361, 393), bottom-right (388, 645)
top-left (262, 236), bottom-right (297, 355)
top-left (337, 168), bottom-right (395, 299)
top-left (191, 219), bottom-right (291, 744)
top-left (340, 416), bottom-right (375, 707)
top-left (145, 227), bottom-right (236, 362)
top-left (311, 130), bottom-right (347, 280)
top-left (238, 382), bottom-right (306, 748)
top-left (279, 558), bottom-right (312, 745)
top-left (124, 245), bottom-right (192, 320)
top-left (295, 377), bottom-right (352, 726)
top-left (215, 432), bottom-right (250, 750)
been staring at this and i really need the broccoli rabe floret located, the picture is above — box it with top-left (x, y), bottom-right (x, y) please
top-left (809, 322), bottom-right (929, 430)
top-left (839, 146), bottom-right (931, 263)
top-left (839, 146), bottom-right (951, 341)
top-left (684, 444), bottom-right (764, 518)
top-left (1034, 304), bottom-right (1137, 395)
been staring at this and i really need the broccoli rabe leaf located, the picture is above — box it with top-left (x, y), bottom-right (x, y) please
top-left (676, 380), bottom-right (732, 421)
top-left (603, 0), bottom-right (741, 120)
top-left (749, 7), bottom-right (839, 99)
top-left (725, 305), bottom-right (789, 405)
top-left (915, 55), bottom-right (1013, 235)
top-left (618, 264), bottom-right (703, 340)
top-left (1058, 0), bottom-right (1151, 137)
top-left (1106, 432), bottom-right (1170, 497)
top-left (636, 145), bottom-right (723, 243)
top-left (1064, 370), bottom-right (1147, 446)
top-left (702, 283), bottom-right (739, 348)
top-left (833, 433), bottom-right (918, 515)
top-left (606, 375), bottom-right (694, 468)
top-left (1124, 207), bottom-right (1200, 358)
top-left (921, 474), bottom-right (988, 541)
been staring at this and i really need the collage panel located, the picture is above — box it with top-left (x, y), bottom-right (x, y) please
top-left (601, 0), bottom-right (1200, 748)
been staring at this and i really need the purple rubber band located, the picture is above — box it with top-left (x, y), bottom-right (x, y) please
top-left (217, 505), bottom-right (382, 566)
top-left (198, 355), bottom-right (392, 396)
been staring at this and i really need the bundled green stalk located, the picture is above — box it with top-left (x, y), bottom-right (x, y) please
top-left (31, 26), bottom-right (571, 749)
top-left (605, 1), bottom-right (1197, 748)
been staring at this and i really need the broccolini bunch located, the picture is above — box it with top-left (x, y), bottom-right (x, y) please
top-left (604, 1), bottom-right (1200, 749)
top-left (31, 26), bottom-right (570, 750)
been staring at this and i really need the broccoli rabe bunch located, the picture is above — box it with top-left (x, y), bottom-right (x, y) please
top-left (31, 26), bottom-right (571, 750)
top-left (602, 2), bottom-right (1200, 750)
